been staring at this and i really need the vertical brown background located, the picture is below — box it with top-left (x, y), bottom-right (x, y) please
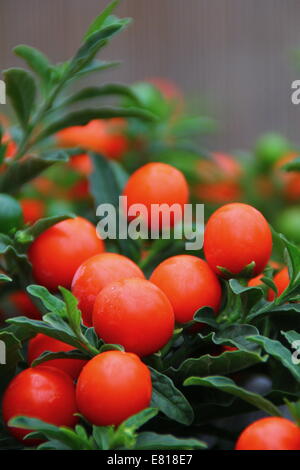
top-left (1, 0), bottom-right (300, 150)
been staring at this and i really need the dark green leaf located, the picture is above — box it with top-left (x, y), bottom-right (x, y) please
top-left (184, 376), bottom-right (281, 416)
top-left (150, 368), bottom-right (194, 425)
top-left (72, 60), bottom-right (120, 81)
top-left (31, 349), bottom-right (88, 367)
top-left (3, 68), bottom-right (36, 128)
top-left (167, 349), bottom-right (266, 382)
top-left (68, 23), bottom-right (129, 77)
top-left (15, 214), bottom-right (74, 244)
top-left (282, 157), bottom-right (300, 172)
top-left (0, 151), bottom-right (69, 194)
top-left (61, 84), bottom-right (140, 107)
top-left (249, 334), bottom-right (300, 382)
top-left (135, 432), bottom-right (207, 450)
top-left (84, 1), bottom-right (121, 40)
top-left (14, 45), bottom-right (52, 85)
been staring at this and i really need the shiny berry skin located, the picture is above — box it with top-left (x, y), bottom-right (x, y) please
top-left (122, 162), bottom-right (189, 230)
top-left (28, 334), bottom-right (87, 380)
top-left (72, 253), bottom-right (145, 327)
top-left (150, 255), bottom-right (222, 324)
top-left (93, 278), bottom-right (175, 357)
top-left (76, 351), bottom-right (152, 426)
top-left (204, 203), bottom-right (272, 277)
top-left (28, 217), bottom-right (105, 290)
top-left (2, 367), bottom-right (78, 444)
top-left (235, 417), bottom-right (300, 450)
top-left (268, 267), bottom-right (290, 301)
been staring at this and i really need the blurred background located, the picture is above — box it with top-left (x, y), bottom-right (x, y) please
top-left (1, 0), bottom-right (300, 150)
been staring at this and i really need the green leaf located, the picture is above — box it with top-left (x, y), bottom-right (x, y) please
top-left (84, 0), bottom-right (121, 40)
top-left (150, 368), bottom-right (194, 425)
top-left (14, 45), bottom-right (52, 86)
top-left (68, 23), bottom-right (128, 77)
top-left (276, 234), bottom-right (300, 302)
top-left (119, 408), bottom-right (158, 433)
top-left (90, 153), bottom-right (140, 260)
top-left (135, 432), bottom-right (207, 450)
top-left (0, 236), bottom-right (32, 285)
top-left (0, 273), bottom-right (12, 283)
top-left (15, 214), bottom-right (74, 244)
top-left (0, 144), bottom-right (7, 165)
top-left (193, 306), bottom-right (219, 328)
top-left (37, 107), bottom-right (155, 142)
top-left (27, 285), bottom-right (67, 318)
top-left (59, 287), bottom-right (82, 337)
top-left (72, 60), bottom-right (120, 81)
top-left (9, 417), bottom-right (92, 450)
top-left (109, 408), bottom-right (158, 450)
top-left (282, 157), bottom-right (300, 172)
top-left (92, 426), bottom-right (114, 450)
top-left (167, 349), bottom-right (266, 382)
top-left (184, 376), bottom-right (281, 416)
top-left (90, 153), bottom-right (128, 207)
top-left (212, 324), bottom-right (261, 351)
top-left (98, 343), bottom-right (124, 353)
top-left (249, 334), bottom-right (300, 382)
top-left (61, 84), bottom-right (140, 107)
top-left (31, 349), bottom-right (88, 367)
top-left (3, 68), bottom-right (36, 129)
top-left (7, 315), bottom-right (92, 356)
top-left (0, 150), bottom-right (69, 194)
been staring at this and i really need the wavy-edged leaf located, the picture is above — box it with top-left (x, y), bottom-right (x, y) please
top-left (167, 349), bottom-right (266, 382)
top-left (249, 334), bottom-right (300, 382)
top-left (184, 376), bottom-right (281, 416)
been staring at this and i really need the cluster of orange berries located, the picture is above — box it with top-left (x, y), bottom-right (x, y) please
top-left (2, 159), bottom-right (281, 445)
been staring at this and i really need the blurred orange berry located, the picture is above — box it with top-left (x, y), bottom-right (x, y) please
top-left (275, 152), bottom-right (300, 202)
top-left (57, 119), bottom-right (129, 161)
top-left (20, 199), bottom-right (45, 225)
top-left (69, 153), bottom-right (93, 176)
